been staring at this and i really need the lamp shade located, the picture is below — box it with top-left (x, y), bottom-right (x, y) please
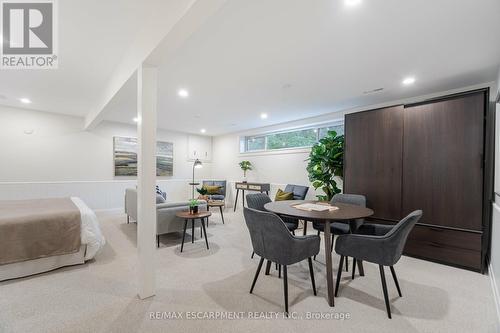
top-left (194, 159), bottom-right (203, 169)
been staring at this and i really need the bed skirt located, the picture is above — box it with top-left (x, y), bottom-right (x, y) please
top-left (0, 244), bottom-right (86, 282)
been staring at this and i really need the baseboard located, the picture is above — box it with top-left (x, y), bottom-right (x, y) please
top-left (488, 262), bottom-right (500, 327)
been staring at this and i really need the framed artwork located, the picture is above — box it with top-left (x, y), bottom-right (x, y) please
top-left (113, 137), bottom-right (173, 176)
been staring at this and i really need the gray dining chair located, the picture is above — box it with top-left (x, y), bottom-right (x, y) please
top-left (246, 193), bottom-right (298, 233)
top-left (281, 184), bottom-right (309, 232)
top-left (243, 207), bottom-right (320, 315)
top-left (312, 193), bottom-right (367, 272)
top-left (334, 210), bottom-right (423, 319)
top-left (246, 193), bottom-right (297, 267)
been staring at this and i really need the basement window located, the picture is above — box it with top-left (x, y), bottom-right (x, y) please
top-left (241, 122), bottom-right (344, 153)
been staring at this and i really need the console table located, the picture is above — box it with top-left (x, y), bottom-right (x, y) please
top-left (233, 182), bottom-right (271, 211)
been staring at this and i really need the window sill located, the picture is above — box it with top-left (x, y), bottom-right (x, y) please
top-left (239, 147), bottom-right (312, 157)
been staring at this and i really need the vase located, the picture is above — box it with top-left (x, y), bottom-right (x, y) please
top-left (190, 206), bottom-right (199, 214)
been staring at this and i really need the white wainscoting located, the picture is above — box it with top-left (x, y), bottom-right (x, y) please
top-left (0, 179), bottom-right (193, 211)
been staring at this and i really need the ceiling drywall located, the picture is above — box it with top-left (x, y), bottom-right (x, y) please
top-left (0, 0), bottom-right (194, 117)
top-left (2, 0), bottom-right (500, 136)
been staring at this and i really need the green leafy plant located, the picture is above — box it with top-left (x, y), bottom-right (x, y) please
top-left (239, 160), bottom-right (253, 177)
top-left (189, 199), bottom-right (199, 208)
top-left (306, 130), bottom-right (344, 201)
top-left (196, 187), bottom-right (208, 196)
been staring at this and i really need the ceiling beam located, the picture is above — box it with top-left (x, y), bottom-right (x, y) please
top-left (84, 0), bottom-right (229, 130)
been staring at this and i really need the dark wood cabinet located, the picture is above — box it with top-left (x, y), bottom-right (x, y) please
top-left (344, 90), bottom-right (490, 272)
top-left (402, 94), bottom-right (484, 231)
top-left (344, 106), bottom-right (404, 221)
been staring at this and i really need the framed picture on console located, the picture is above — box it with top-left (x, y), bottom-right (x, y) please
top-left (113, 136), bottom-right (173, 176)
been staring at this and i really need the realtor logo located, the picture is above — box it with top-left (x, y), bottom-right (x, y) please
top-left (1, 0), bottom-right (58, 69)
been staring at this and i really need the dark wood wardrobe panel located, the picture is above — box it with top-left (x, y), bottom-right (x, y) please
top-left (402, 93), bottom-right (484, 231)
top-left (345, 105), bottom-right (404, 221)
top-left (405, 225), bottom-right (482, 270)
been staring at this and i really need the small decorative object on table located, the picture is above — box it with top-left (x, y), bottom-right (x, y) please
top-left (189, 199), bottom-right (200, 214)
top-left (239, 160), bottom-right (252, 183)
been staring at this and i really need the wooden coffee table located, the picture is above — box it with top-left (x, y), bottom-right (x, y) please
top-left (207, 201), bottom-right (225, 224)
top-left (176, 211), bottom-right (211, 252)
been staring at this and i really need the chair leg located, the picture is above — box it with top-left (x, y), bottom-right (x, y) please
top-left (379, 265), bottom-right (392, 319)
top-left (251, 251), bottom-right (255, 259)
top-left (351, 258), bottom-right (356, 279)
top-left (308, 257), bottom-right (317, 296)
top-left (292, 230), bottom-right (295, 235)
top-left (127, 215), bottom-right (130, 224)
top-left (250, 257), bottom-right (264, 293)
top-left (278, 264), bottom-right (281, 278)
top-left (283, 265), bottom-right (288, 316)
top-left (345, 256), bottom-right (349, 272)
top-left (265, 260), bottom-right (272, 275)
top-left (331, 234), bottom-right (334, 252)
top-left (157, 235), bottom-right (160, 248)
top-left (335, 255), bottom-right (344, 297)
top-left (390, 266), bottom-right (402, 297)
top-left (275, 262), bottom-right (278, 270)
top-left (314, 230), bottom-right (320, 261)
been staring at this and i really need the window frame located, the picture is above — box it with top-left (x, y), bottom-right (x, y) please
top-left (240, 121), bottom-right (344, 154)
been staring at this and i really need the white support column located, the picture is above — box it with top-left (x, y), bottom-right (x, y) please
top-left (137, 65), bottom-right (158, 299)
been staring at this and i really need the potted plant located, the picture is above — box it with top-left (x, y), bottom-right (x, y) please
top-left (306, 130), bottom-right (344, 201)
top-left (196, 187), bottom-right (209, 201)
top-left (239, 160), bottom-right (252, 182)
top-left (189, 199), bottom-right (200, 214)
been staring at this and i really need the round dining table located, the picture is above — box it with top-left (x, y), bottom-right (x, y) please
top-left (264, 200), bottom-right (374, 307)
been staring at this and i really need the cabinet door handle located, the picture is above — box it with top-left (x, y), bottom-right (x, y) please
top-left (194, 151), bottom-right (196, 156)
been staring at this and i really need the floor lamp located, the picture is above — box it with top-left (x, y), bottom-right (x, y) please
top-left (190, 159), bottom-right (203, 199)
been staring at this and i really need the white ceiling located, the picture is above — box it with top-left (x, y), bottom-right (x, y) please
top-left (0, 0), bottom-right (192, 116)
top-left (2, 0), bottom-right (500, 135)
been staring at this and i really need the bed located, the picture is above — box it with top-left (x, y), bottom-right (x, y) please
top-left (0, 197), bottom-right (105, 281)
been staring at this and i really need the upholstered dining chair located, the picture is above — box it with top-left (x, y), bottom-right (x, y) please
top-left (246, 192), bottom-right (302, 274)
top-left (281, 184), bottom-right (309, 232)
top-left (334, 210), bottom-right (423, 319)
top-left (312, 193), bottom-right (366, 272)
top-left (246, 193), bottom-right (299, 233)
top-left (243, 207), bottom-right (320, 315)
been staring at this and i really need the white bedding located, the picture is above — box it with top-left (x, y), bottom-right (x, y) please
top-left (70, 197), bottom-right (105, 260)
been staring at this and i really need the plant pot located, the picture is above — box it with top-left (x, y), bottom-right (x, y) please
top-left (198, 195), bottom-right (209, 201)
top-left (189, 205), bottom-right (199, 214)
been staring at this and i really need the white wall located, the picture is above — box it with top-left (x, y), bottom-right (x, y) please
top-left (0, 106), bottom-right (212, 208)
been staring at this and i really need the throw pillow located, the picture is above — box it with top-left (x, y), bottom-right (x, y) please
top-left (205, 185), bottom-right (221, 195)
top-left (275, 188), bottom-right (294, 201)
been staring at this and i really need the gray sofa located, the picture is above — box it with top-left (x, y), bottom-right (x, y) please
top-left (124, 188), bottom-right (207, 238)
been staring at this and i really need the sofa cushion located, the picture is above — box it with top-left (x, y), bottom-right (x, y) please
top-left (156, 194), bottom-right (166, 204)
top-left (205, 185), bottom-right (221, 195)
top-left (275, 189), bottom-right (294, 201)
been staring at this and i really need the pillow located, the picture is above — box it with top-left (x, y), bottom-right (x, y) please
top-left (156, 194), bottom-right (166, 204)
top-left (204, 185), bottom-right (221, 195)
top-left (275, 188), bottom-right (294, 201)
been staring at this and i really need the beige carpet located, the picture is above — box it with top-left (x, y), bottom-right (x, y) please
top-left (0, 208), bottom-right (498, 333)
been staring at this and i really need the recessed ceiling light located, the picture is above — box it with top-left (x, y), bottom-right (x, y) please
top-left (19, 98), bottom-right (31, 104)
top-left (178, 89), bottom-right (189, 98)
top-left (133, 117), bottom-right (139, 123)
top-left (345, 0), bottom-right (361, 6)
top-left (200, 128), bottom-right (206, 134)
top-left (260, 113), bottom-right (268, 119)
top-left (402, 77), bottom-right (416, 85)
